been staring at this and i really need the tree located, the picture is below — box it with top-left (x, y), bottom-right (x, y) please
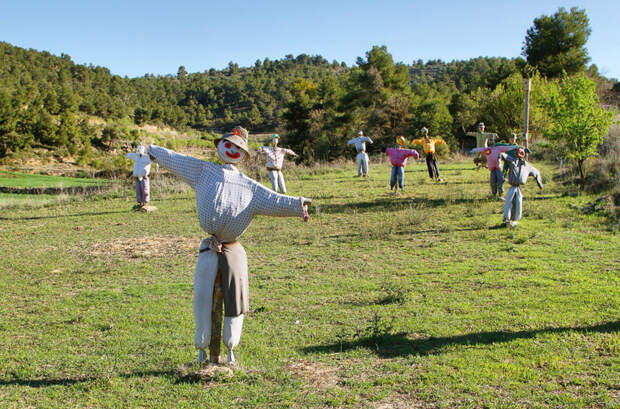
top-left (541, 72), bottom-right (614, 186)
top-left (342, 46), bottom-right (412, 147)
top-left (522, 7), bottom-right (591, 78)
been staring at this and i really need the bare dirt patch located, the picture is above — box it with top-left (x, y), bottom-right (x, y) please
top-left (360, 394), bottom-right (435, 409)
top-left (285, 358), bottom-right (341, 390)
top-left (86, 235), bottom-right (201, 259)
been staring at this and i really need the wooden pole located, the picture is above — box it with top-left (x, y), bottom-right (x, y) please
top-left (209, 269), bottom-right (223, 364)
top-left (523, 78), bottom-right (532, 157)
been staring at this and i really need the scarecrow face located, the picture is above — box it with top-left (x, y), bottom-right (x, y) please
top-left (217, 140), bottom-right (246, 164)
top-left (478, 123), bottom-right (485, 132)
top-left (271, 138), bottom-right (279, 147)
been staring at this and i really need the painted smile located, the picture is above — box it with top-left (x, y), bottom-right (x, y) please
top-left (225, 151), bottom-right (240, 159)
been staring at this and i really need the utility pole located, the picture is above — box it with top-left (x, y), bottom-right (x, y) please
top-left (523, 78), bottom-right (532, 157)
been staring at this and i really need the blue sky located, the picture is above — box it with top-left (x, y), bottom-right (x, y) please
top-left (2, 0), bottom-right (619, 79)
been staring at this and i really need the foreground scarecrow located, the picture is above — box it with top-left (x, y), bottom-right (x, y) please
top-left (147, 126), bottom-right (311, 364)
top-left (126, 145), bottom-right (153, 209)
top-left (500, 148), bottom-right (543, 227)
top-left (256, 134), bottom-right (297, 193)
top-left (412, 127), bottom-right (446, 181)
top-left (347, 130), bottom-right (373, 177)
top-left (470, 144), bottom-right (519, 199)
top-left (385, 136), bottom-right (419, 192)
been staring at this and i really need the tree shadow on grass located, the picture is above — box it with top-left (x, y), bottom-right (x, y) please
top-left (0, 369), bottom-right (180, 388)
top-left (302, 320), bottom-right (620, 358)
top-left (319, 196), bottom-right (483, 214)
top-left (325, 223), bottom-right (503, 241)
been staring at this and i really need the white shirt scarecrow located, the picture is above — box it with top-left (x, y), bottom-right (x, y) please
top-left (257, 134), bottom-right (297, 193)
top-left (147, 126), bottom-right (310, 364)
top-left (347, 130), bottom-right (373, 177)
top-left (126, 145), bottom-right (153, 207)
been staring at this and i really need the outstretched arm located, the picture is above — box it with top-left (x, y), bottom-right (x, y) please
top-left (411, 138), bottom-right (424, 145)
top-left (346, 138), bottom-right (356, 145)
top-left (496, 145), bottom-right (520, 153)
top-left (406, 149), bottom-right (420, 160)
top-left (284, 148), bottom-right (297, 157)
top-left (252, 182), bottom-right (311, 220)
top-left (147, 145), bottom-right (204, 189)
top-left (364, 136), bottom-right (373, 144)
top-left (529, 165), bottom-right (543, 189)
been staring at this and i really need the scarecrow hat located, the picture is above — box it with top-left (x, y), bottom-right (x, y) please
top-left (358, 130), bottom-right (364, 136)
top-left (215, 126), bottom-right (249, 154)
top-left (271, 133), bottom-right (279, 140)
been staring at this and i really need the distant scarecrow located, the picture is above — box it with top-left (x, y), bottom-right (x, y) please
top-left (347, 130), bottom-right (373, 177)
top-left (147, 126), bottom-right (311, 364)
top-left (256, 134), bottom-right (298, 193)
top-left (412, 127), bottom-right (447, 181)
top-left (126, 145), bottom-right (153, 208)
top-left (467, 122), bottom-right (498, 149)
top-left (385, 136), bottom-right (419, 192)
top-left (470, 144), bottom-right (519, 199)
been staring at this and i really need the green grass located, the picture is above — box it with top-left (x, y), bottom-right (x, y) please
top-left (0, 171), bottom-right (107, 189)
top-left (0, 160), bottom-right (618, 408)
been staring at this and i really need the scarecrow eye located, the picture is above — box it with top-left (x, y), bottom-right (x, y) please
top-left (225, 142), bottom-right (232, 149)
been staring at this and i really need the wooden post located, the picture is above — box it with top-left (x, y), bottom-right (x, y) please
top-left (209, 269), bottom-right (223, 364)
top-left (523, 78), bottom-right (532, 157)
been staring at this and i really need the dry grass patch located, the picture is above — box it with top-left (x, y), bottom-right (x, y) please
top-left (359, 394), bottom-right (436, 409)
top-left (86, 235), bottom-right (201, 259)
top-left (285, 358), bottom-right (342, 390)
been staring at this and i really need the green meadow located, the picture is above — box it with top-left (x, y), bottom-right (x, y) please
top-left (0, 171), bottom-right (110, 208)
top-left (0, 159), bottom-right (618, 408)
top-left (0, 171), bottom-right (106, 189)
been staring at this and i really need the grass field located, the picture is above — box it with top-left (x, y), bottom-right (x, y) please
top-left (0, 171), bottom-right (107, 189)
top-left (0, 171), bottom-right (111, 208)
top-left (0, 159), bottom-right (618, 408)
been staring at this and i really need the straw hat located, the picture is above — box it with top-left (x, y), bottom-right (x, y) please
top-left (214, 126), bottom-right (249, 154)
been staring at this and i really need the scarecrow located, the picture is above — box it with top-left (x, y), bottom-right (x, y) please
top-left (467, 122), bottom-right (498, 169)
top-left (412, 127), bottom-right (447, 181)
top-left (147, 126), bottom-right (311, 364)
top-left (347, 130), bottom-right (373, 177)
top-left (470, 144), bottom-right (519, 199)
top-left (467, 122), bottom-right (498, 149)
top-left (385, 136), bottom-right (419, 192)
top-left (126, 145), bottom-right (154, 209)
top-left (256, 134), bottom-right (298, 193)
top-left (500, 148), bottom-right (543, 227)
